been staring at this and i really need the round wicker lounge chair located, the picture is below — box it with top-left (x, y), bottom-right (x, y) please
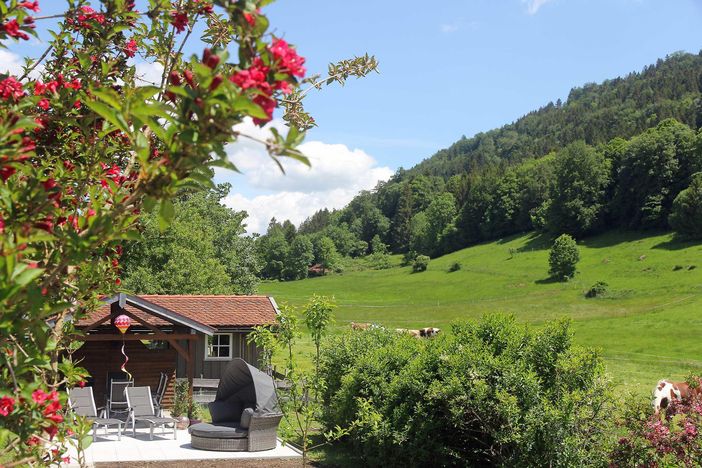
top-left (189, 358), bottom-right (283, 452)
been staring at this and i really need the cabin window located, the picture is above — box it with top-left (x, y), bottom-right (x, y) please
top-left (205, 333), bottom-right (233, 360)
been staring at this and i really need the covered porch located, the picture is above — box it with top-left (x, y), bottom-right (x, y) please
top-left (74, 293), bottom-right (215, 405)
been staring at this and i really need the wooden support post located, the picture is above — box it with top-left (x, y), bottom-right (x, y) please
top-left (187, 338), bottom-right (195, 400)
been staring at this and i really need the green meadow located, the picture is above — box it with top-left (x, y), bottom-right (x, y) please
top-left (260, 230), bottom-right (702, 393)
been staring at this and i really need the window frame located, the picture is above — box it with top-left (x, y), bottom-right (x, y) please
top-left (204, 332), bottom-right (233, 361)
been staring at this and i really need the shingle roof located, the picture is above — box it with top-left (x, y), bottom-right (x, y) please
top-left (77, 295), bottom-right (278, 329)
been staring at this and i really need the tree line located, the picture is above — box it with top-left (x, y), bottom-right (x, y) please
top-left (122, 52), bottom-right (702, 288)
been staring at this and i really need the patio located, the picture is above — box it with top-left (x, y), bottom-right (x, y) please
top-left (62, 426), bottom-right (301, 466)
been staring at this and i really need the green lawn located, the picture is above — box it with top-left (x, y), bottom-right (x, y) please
top-left (260, 230), bottom-right (702, 394)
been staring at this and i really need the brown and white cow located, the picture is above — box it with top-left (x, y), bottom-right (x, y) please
top-left (395, 327), bottom-right (441, 338)
top-left (351, 322), bottom-right (371, 331)
top-left (652, 379), bottom-right (702, 414)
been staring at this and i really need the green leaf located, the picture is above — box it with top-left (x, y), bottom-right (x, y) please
top-left (158, 199), bottom-right (175, 231)
top-left (232, 96), bottom-right (268, 119)
top-left (84, 100), bottom-right (128, 133)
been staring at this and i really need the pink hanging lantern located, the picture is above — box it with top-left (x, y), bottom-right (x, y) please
top-left (114, 314), bottom-right (131, 334)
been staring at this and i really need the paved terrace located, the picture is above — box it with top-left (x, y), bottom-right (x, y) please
top-left (62, 426), bottom-right (301, 466)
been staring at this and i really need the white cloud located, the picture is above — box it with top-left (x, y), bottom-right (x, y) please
top-left (440, 23), bottom-right (460, 33)
top-left (0, 50), bottom-right (24, 76)
top-left (522, 0), bottom-right (555, 14)
top-left (219, 118), bottom-right (394, 234)
top-left (0, 50), bottom-right (43, 79)
top-left (134, 61), bottom-right (164, 85)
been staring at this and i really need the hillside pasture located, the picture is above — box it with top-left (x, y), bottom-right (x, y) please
top-left (260, 230), bottom-right (702, 392)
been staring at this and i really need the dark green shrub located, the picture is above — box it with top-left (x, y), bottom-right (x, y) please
top-left (549, 234), bottom-right (580, 280)
top-left (401, 250), bottom-right (418, 266)
top-left (320, 315), bottom-right (615, 467)
top-left (412, 255), bottom-right (430, 272)
top-left (448, 261), bottom-right (461, 272)
top-left (171, 379), bottom-right (189, 417)
top-left (585, 281), bottom-right (609, 298)
top-left (669, 172), bottom-right (702, 239)
top-left (673, 265), bottom-right (684, 271)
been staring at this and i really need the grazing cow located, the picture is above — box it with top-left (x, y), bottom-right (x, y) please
top-left (351, 322), bottom-right (371, 331)
top-left (395, 327), bottom-right (441, 338)
top-left (652, 379), bottom-right (702, 414)
top-left (419, 327), bottom-right (441, 338)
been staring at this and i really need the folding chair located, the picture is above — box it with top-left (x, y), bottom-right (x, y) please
top-left (126, 386), bottom-right (177, 440)
top-left (106, 380), bottom-right (133, 418)
top-left (68, 387), bottom-right (124, 440)
top-left (152, 372), bottom-right (169, 417)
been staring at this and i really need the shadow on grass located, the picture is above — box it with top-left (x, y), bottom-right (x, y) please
top-left (515, 232), bottom-right (553, 253)
top-left (534, 276), bottom-right (561, 285)
top-left (652, 235), bottom-right (702, 251)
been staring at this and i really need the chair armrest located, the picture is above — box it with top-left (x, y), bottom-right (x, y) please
top-left (247, 413), bottom-right (282, 452)
top-left (97, 406), bottom-right (106, 418)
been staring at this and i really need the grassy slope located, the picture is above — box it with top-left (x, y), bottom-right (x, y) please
top-left (260, 231), bottom-right (702, 393)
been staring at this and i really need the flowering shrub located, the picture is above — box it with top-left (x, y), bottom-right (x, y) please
top-left (611, 391), bottom-right (702, 467)
top-left (0, 0), bottom-right (376, 464)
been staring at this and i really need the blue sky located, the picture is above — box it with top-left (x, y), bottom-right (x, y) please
top-left (3, 0), bottom-right (702, 233)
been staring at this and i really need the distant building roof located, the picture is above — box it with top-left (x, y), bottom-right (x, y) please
top-left (77, 294), bottom-right (279, 330)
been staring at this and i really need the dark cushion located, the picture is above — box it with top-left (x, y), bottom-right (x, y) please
top-left (208, 401), bottom-right (242, 423)
top-left (239, 407), bottom-right (254, 429)
top-left (189, 422), bottom-right (248, 439)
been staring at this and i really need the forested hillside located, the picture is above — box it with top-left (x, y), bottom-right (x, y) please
top-left (250, 52), bottom-right (702, 281)
top-left (408, 51), bottom-right (702, 179)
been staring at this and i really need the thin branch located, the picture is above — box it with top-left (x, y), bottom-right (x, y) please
top-left (19, 44), bottom-right (53, 81)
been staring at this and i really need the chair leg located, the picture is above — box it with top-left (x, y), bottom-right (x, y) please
top-left (149, 425), bottom-right (154, 441)
top-left (118, 423), bottom-right (122, 441)
top-left (173, 423), bottom-right (177, 440)
top-left (132, 416), bottom-right (136, 437)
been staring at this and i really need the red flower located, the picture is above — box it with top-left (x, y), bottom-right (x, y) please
top-left (124, 38), bottom-right (137, 58)
top-left (0, 216), bottom-right (4, 233)
top-left (275, 80), bottom-right (292, 94)
top-left (209, 74), bottom-right (223, 91)
top-left (37, 98), bottom-right (50, 110)
top-left (3, 19), bottom-right (29, 40)
top-left (0, 396), bottom-right (15, 416)
top-left (77, 6), bottom-right (105, 27)
top-left (195, 0), bottom-right (213, 14)
top-left (0, 77), bottom-right (25, 101)
top-left (42, 178), bottom-right (57, 192)
top-left (64, 78), bottom-right (81, 90)
top-left (269, 39), bottom-right (306, 77)
top-left (78, 381), bottom-right (86, 388)
top-left (183, 69), bottom-right (195, 87)
top-left (45, 424), bottom-right (58, 439)
top-left (203, 48), bottom-right (219, 69)
top-left (230, 58), bottom-right (269, 90)
top-left (0, 166), bottom-right (16, 182)
top-left (253, 94), bottom-right (276, 125)
top-left (18, 1), bottom-right (40, 12)
top-left (243, 13), bottom-right (255, 26)
top-left (26, 436), bottom-right (40, 446)
top-left (31, 389), bottom-right (49, 404)
top-left (168, 71), bottom-right (182, 86)
top-left (170, 11), bottom-right (188, 33)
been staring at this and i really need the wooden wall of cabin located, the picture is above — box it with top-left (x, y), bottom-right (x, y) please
top-left (176, 330), bottom-right (261, 379)
top-left (74, 340), bottom-right (177, 408)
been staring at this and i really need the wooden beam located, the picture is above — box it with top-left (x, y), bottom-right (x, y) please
top-left (120, 310), bottom-right (165, 335)
top-left (75, 333), bottom-right (198, 341)
top-left (166, 338), bottom-right (190, 363)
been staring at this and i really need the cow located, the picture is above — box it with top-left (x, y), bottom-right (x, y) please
top-left (351, 322), bottom-right (371, 331)
top-left (652, 379), bottom-right (702, 414)
top-left (395, 327), bottom-right (441, 338)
